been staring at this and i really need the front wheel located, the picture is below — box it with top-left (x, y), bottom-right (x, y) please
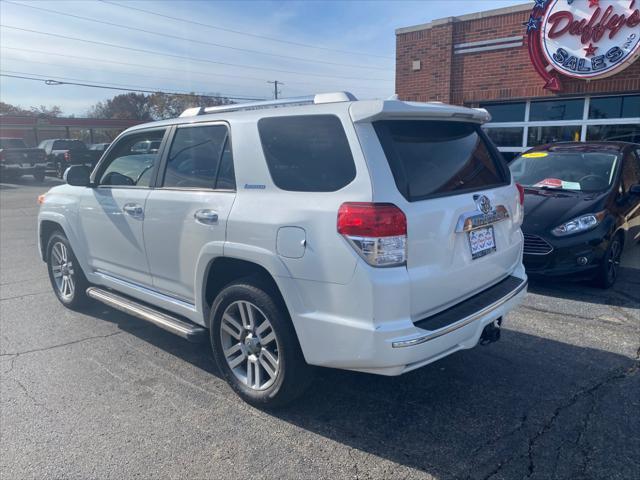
top-left (46, 232), bottom-right (90, 308)
top-left (594, 234), bottom-right (623, 289)
top-left (210, 278), bottom-right (313, 408)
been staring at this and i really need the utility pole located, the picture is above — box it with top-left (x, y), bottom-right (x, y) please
top-left (267, 80), bottom-right (283, 99)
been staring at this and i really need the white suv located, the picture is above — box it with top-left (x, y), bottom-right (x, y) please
top-left (38, 92), bottom-right (527, 407)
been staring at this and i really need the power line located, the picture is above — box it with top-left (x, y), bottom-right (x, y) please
top-left (1, 25), bottom-right (393, 82)
top-left (0, 46), bottom-right (390, 91)
top-left (98, 0), bottom-right (394, 60)
top-left (0, 72), bottom-right (265, 100)
top-left (4, 0), bottom-right (390, 71)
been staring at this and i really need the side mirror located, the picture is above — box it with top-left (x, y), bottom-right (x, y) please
top-left (630, 184), bottom-right (640, 195)
top-left (64, 165), bottom-right (91, 187)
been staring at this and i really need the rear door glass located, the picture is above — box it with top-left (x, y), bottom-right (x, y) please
top-left (374, 120), bottom-right (508, 202)
top-left (163, 124), bottom-right (230, 189)
top-left (258, 115), bottom-right (356, 192)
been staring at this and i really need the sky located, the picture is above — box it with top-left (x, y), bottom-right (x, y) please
top-left (0, 0), bottom-right (525, 116)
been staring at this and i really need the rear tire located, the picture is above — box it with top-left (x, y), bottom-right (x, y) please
top-left (594, 233), bottom-right (623, 289)
top-left (210, 277), bottom-right (313, 408)
top-left (56, 162), bottom-right (65, 179)
top-left (46, 231), bottom-right (90, 309)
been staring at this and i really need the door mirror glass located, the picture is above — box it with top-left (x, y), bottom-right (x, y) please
top-left (64, 165), bottom-right (91, 186)
top-left (629, 184), bottom-right (640, 195)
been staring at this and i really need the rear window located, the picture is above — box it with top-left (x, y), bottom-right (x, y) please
top-left (53, 140), bottom-right (87, 150)
top-left (258, 115), bottom-right (356, 192)
top-left (374, 120), bottom-right (508, 202)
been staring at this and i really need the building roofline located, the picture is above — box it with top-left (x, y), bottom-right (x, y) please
top-left (395, 3), bottom-right (532, 35)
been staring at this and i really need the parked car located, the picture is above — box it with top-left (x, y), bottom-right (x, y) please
top-left (89, 142), bottom-right (111, 153)
top-left (510, 142), bottom-right (640, 288)
top-left (131, 139), bottom-right (161, 154)
top-left (0, 137), bottom-right (47, 182)
top-left (38, 139), bottom-right (100, 178)
top-left (37, 92), bottom-right (527, 407)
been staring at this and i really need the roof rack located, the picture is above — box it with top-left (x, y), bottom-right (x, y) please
top-left (179, 91), bottom-right (357, 117)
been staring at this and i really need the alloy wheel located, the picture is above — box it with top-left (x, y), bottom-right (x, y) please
top-left (607, 239), bottom-right (621, 283)
top-left (219, 300), bottom-right (280, 391)
top-left (51, 241), bottom-right (75, 300)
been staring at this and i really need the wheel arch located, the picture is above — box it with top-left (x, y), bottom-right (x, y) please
top-left (39, 219), bottom-right (65, 262)
top-left (201, 257), bottom-right (291, 329)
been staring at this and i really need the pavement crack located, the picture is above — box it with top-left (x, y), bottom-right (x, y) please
top-left (1, 290), bottom-right (51, 301)
top-left (11, 376), bottom-right (51, 411)
top-left (0, 331), bottom-right (124, 359)
top-left (525, 355), bottom-right (639, 478)
top-left (520, 305), bottom-right (593, 321)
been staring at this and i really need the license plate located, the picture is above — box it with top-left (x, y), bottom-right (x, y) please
top-left (468, 226), bottom-right (496, 259)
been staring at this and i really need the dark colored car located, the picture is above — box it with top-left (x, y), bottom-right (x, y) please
top-left (510, 142), bottom-right (640, 288)
top-left (38, 139), bottom-right (101, 178)
top-left (89, 142), bottom-right (111, 153)
top-left (0, 137), bottom-right (47, 182)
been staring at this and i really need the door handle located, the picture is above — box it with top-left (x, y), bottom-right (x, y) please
top-left (122, 203), bottom-right (144, 217)
top-left (194, 209), bottom-right (219, 225)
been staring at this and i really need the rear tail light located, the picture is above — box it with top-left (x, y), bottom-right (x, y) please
top-left (337, 202), bottom-right (407, 267)
top-left (516, 183), bottom-right (525, 206)
top-left (64, 151), bottom-right (71, 162)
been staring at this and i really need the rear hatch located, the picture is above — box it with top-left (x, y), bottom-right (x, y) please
top-left (352, 102), bottom-right (523, 320)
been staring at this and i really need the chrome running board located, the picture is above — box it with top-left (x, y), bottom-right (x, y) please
top-left (86, 287), bottom-right (207, 342)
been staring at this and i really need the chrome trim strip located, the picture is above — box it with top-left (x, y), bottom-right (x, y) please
top-left (86, 287), bottom-right (206, 341)
top-left (455, 205), bottom-right (510, 233)
top-left (94, 270), bottom-right (197, 311)
top-left (392, 278), bottom-right (527, 348)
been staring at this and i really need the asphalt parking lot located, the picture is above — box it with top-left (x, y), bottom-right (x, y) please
top-left (1, 177), bottom-right (638, 480)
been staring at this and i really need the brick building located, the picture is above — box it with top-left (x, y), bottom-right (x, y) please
top-left (396, 2), bottom-right (640, 161)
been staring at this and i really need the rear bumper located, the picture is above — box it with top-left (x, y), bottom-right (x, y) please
top-left (286, 264), bottom-right (527, 376)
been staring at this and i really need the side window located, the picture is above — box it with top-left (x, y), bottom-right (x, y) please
top-left (258, 115), bottom-right (356, 192)
top-left (163, 124), bottom-right (230, 189)
top-left (98, 129), bottom-right (165, 187)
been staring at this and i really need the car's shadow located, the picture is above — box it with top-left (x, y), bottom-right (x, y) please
top-left (528, 266), bottom-right (639, 308)
top-left (80, 288), bottom-right (639, 479)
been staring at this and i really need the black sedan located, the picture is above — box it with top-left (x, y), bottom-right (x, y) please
top-left (510, 142), bottom-right (640, 288)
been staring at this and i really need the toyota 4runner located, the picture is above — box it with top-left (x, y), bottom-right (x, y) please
top-left (38, 92), bottom-right (527, 407)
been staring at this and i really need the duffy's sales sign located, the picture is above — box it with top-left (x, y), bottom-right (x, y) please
top-left (526, 0), bottom-right (640, 90)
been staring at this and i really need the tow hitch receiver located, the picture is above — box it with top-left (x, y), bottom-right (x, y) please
top-left (480, 317), bottom-right (502, 345)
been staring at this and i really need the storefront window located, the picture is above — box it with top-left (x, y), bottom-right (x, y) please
top-left (484, 127), bottom-right (523, 147)
top-left (587, 124), bottom-right (640, 143)
top-left (589, 95), bottom-right (640, 119)
top-left (529, 99), bottom-right (584, 121)
top-left (479, 102), bottom-right (526, 123)
top-left (527, 126), bottom-right (581, 146)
